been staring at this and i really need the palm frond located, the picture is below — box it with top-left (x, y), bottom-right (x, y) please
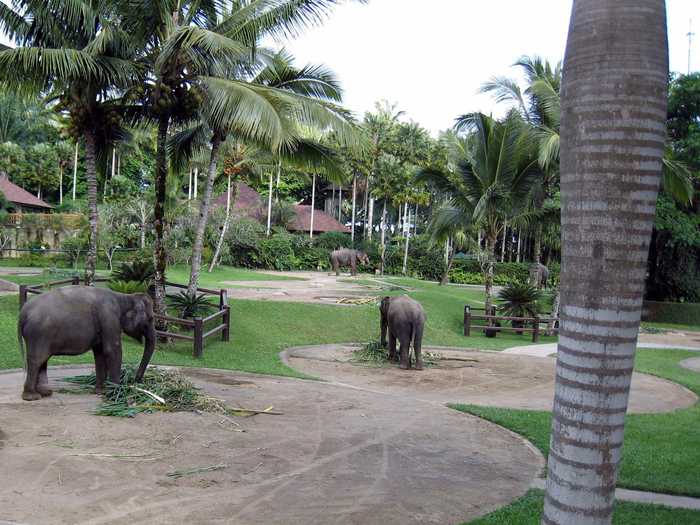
top-left (662, 157), bottom-right (695, 205)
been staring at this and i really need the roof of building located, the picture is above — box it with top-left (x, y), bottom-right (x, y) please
top-left (0, 174), bottom-right (53, 209)
top-left (212, 181), bottom-right (263, 217)
top-left (290, 205), bottom-right (349, 233)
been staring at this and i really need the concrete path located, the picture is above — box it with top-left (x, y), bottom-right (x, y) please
top-left (504, 341), bottom-right (700, 358)
top-left (681, 357), bottom-right (700, 373)
top-left (530, 478), bottom-right (700, 511)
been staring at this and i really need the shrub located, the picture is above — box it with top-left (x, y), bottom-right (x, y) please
top-left (314, 231), bottom-right (352, 251)
top-left (167, 291), bottom-right (216, 319)
top-left (112, 258), bottom-right (155, 284)
top-left (256, 232), bottom-right (298, 271)
top-left (224, 218), bottom-right (265, 268)
top-left (497, 283), bottom-right (544, 318)
top-left (642, 300), bottom-right (700, 325)
top-left (108, 280), bottom-right (147, 294)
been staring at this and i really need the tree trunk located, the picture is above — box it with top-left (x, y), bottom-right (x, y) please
top-left (402, 205), bottom-right (411, 275)
top-left (440, 238), bottom-right (455, 286)
top-left (266, 171), bottom-right (273, 236)
top-left (338, 185), bottom-right (342, 222)
top-left (188, 168), bottom-right (192, 200)
top-left (83, 131), bottom-right (99, 286)
top-left (533, 222), bottom-right (543, 264)
top-left (484, 234), bottom-right (496, 320)
top-left (188, 134), bottom-right (222, 296)
top-left (516, 229), bottom-right (522, 263)
top-left (351, 175), bottom-right (357, 244)
top-left (209, 172), bottom-right (233, 272)
top-left (59, 165), bottom-right (63, 205)
top-left (72, 141), bottom-right (78, 201)
top-left (380, 199), bottom-right (387, 275)
top-left (309, 173), bottom-right (316, 239)
top-left (547, 287), bottom-right (560, 336)
top-left (193, 167), bottom-right (199, 199)
top-left (501, 220), bottom-right (507, 262)
top-left (152, 116), bottom-right (170, 322)
top-left (363, 176), bottom-right (370, 238)
top-left (542, 2), bottom-right (668, 524)
top-left (367, 197), bottom-right (374, 240)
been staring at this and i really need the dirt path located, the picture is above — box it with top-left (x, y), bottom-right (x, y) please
top-left (224, 272), bottom-right (388, 305)
top-left (284, 345), bottom-right (697, 414)
top-left (0, 365), bottom-right (541, 525)
top-left (681, 357), bottom-right (700, 373)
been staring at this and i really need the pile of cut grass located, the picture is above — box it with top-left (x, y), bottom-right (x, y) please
top-left (351, 340), bottom-right (440, 367)
top-left (62, 366), bottom-right (233, 417)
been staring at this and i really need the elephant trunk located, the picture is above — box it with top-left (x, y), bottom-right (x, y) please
top-left (135, 325), bottom-right (156, 382)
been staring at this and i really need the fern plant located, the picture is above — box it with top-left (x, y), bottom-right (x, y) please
top-left (111, 259), bottom-right (155, 284)
top-left (108, 280), bottom-right (147, 294)
top-left (497, 283), bottom-right (544, 333)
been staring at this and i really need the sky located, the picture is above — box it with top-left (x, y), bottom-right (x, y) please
top-left (1, 1), bottom-right (698, 135)
top-left (275, 0), bottom-right (700, 134)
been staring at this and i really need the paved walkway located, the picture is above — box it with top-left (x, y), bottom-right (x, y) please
top-left (530, 478), bottom-right (700, 510)
top-left (504, 341), bottom-right (700, 358)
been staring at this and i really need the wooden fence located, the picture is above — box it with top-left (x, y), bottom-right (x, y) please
top-left (463, 305), bottom-right (558, 342)
top-left (19, 277), bottom-right (230, 358)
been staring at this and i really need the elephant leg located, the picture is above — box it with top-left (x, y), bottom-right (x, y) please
top-left (22, 344), bottom-right (44, 401)
top-left (104, 342), bottom-right (123, 387)
top-left (388, 331), bottom-right (398, 361)
top-left (93, 347), bottom-right (106, 395)
top-left (413, 324), bottom-right (424, 371)
top-left (351, 259), bottom-right (357, 276)
top-left (334, 261), bottom-right (340, 276)
top-left (36, 361), bottom-right (52, 397)
top-left (399, 337), bottom-right (410, 370)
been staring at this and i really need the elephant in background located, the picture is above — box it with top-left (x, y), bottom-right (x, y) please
top-left (380, 295), bottom-right (426, 370)
top-left (330, 248), bottom-right (370, 276)
top-left (530, 262), bottom-right (549, 289)
top-left (18, 286), bottom-right (156, 401)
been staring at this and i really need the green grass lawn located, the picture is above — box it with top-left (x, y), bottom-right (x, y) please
top-left (464, 489), bottom-right (700, 524)
top-left (166, 265), bottom-right (304, 286)
top-left (451, 348), bottom-right (700, 497)
top-left (0, 273), bottom-right (555, 377)
top-left (642, 321), bottom-right (700, 333)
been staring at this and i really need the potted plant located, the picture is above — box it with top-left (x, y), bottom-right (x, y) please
top-left (497, 283), bottom-right (544, 334)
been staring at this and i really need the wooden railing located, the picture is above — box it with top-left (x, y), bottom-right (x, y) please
top-left (19, 277), bottom-right (230, 358)
top-left (463, 305), bottom-right (558, 342)
top-left (4, 213), bottom-right (86, 229)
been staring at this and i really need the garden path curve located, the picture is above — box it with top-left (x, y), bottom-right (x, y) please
top-left (0, 365), bottom-right (541, 525)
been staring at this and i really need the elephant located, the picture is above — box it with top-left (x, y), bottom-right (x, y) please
top-left (330, 248), bottom-right (370, 276)
top-left (18, 286), bottom-right (156, 401)
top-left (530, 262), bottom-right (549, 289)
top-left (380, 295), bottom-right (426, 370)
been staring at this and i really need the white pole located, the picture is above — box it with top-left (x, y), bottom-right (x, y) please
top-left (338, 185), bottom-right (342, 221)
top-left (266, 171), bottom-right (273, 236)
top-left (310, 173), bottom-right (316, 239)
top-left (367, 197), bottom-right (374, 240)
top-left (193, 167), bottom-right (199, 199)
top-left (59, 165), bottom-right (63, 205)
top-left (72, 141), bottom-right (78, 201)
top-left (187, 168), bottom-right (192, 200)
top-left (351, 175), bottom-right (356, 243)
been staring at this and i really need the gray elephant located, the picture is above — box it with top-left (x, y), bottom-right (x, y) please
top-left (380, 295), bottom-right (426, 370)
top-left (18, 286), bottom-right (156, 401)
top-left (530, 262), bottom-right (549, 289)
top-left (330, 248), bottom-right (369, 276)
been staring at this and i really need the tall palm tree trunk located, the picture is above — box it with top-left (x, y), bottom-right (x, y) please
top-left (193, 167), bottom-right (198, 199)
top-left (484, 233), bottom-right (496, 318)
top-left (363, 176), bottom-right (370, 238)
top-left (351, 175), bottom-right (356, 244)
top-left (188, 135), bottom-right (222, 295)
top-left (516, 229), bottom-right (522, 262)
top-left (309, 173), bottom-right (316, 239)
top-left (533, 222), bottom-right (543, 264)
top-left (209, 172), bottom-right (235, 272)
top-left (338, 185), bottom-right (342, 222)
top-left (153, 116), bottom-right (170, 321)
top-left (402, 205), bottom-right (411, 275)
top-left (542, 2), bottom-right (668, 524)
top-left (72, 141), bottom-right (79, 201)
top-left (83, 130), bottom-right (99, 286)
top-left (367, 197), bottom-right (374, 240)
top-left (188, 168), bottom-right (192, 200)
top-left (501, 220), bottom-right (508, 262)
top-left (59, 165), bottom-right (63, 205)
top-left (266, 171), bottom-right (273, 236)
top-left (440, 239), bottom-right (455, 286)
top-left (379, 199), bottom-right (387, 274)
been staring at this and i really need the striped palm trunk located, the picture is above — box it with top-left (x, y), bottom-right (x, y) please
top-left (542, 2), bottom-right (668, 524)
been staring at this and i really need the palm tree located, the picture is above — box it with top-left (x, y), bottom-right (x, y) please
top-left (118, 0), bottom-right (361, 315)
top-left (0, 1), bottom-right (141, 284)
top-left (542, 2), bottom-right (669, 524)
top-left (421, 113), bottom-right (538, 315)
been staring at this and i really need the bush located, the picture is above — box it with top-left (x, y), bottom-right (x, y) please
top-left (224, 218), bottom-right (265, 268)
top-left (108, 280), bottom-right (147, 294)
top-left (642, 300), bottom-right (700, 325)
top-left (314, 231), bottom-right (352, 251)
top-left (256, 232), bottom-right (299, 271)
top-left (112, 258), bottom-right (155, 284)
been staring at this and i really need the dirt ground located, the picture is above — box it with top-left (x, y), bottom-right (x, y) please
top-left (681, 357), bottom-right (700, 373)
top-left (224, 272), bottom-right (398, 305)
top-left (0, 365), bottom-right (541, 525)
top-left (285, 345), bottom-right (697, 414)
top-left (638, 331), bottom-right (700, 348)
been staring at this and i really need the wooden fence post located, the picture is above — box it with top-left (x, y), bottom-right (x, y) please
top-left (222, 305), bottom-right (230, 342)
top-left (219, 289), bottom-right (228, 310)
top-left (463, 305), bottom-right (471, 336)
top-left (193, 317), bottom-right (204, 358)
top-left (19, 285), bottom-right (27, 309)
top-left (532, 316), bottom-right (540, 343)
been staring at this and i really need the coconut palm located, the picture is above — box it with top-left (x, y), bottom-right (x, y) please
top-left (0, 1), bottom-right (142, 284)
top-left (116, 0), bottom-right (361, 315)
top-left (420, 113), bottom-right (538, 315)
top-left (542, 2), bottom-right (669, 524)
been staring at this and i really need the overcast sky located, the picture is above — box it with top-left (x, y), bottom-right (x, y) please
top-left (276, 0), bottom-right (700, 134)
top-left (2, 1), bottom-right (698, 135)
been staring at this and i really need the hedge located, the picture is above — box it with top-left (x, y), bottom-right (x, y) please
top-left (642, 300), bottom-right (700, 326)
